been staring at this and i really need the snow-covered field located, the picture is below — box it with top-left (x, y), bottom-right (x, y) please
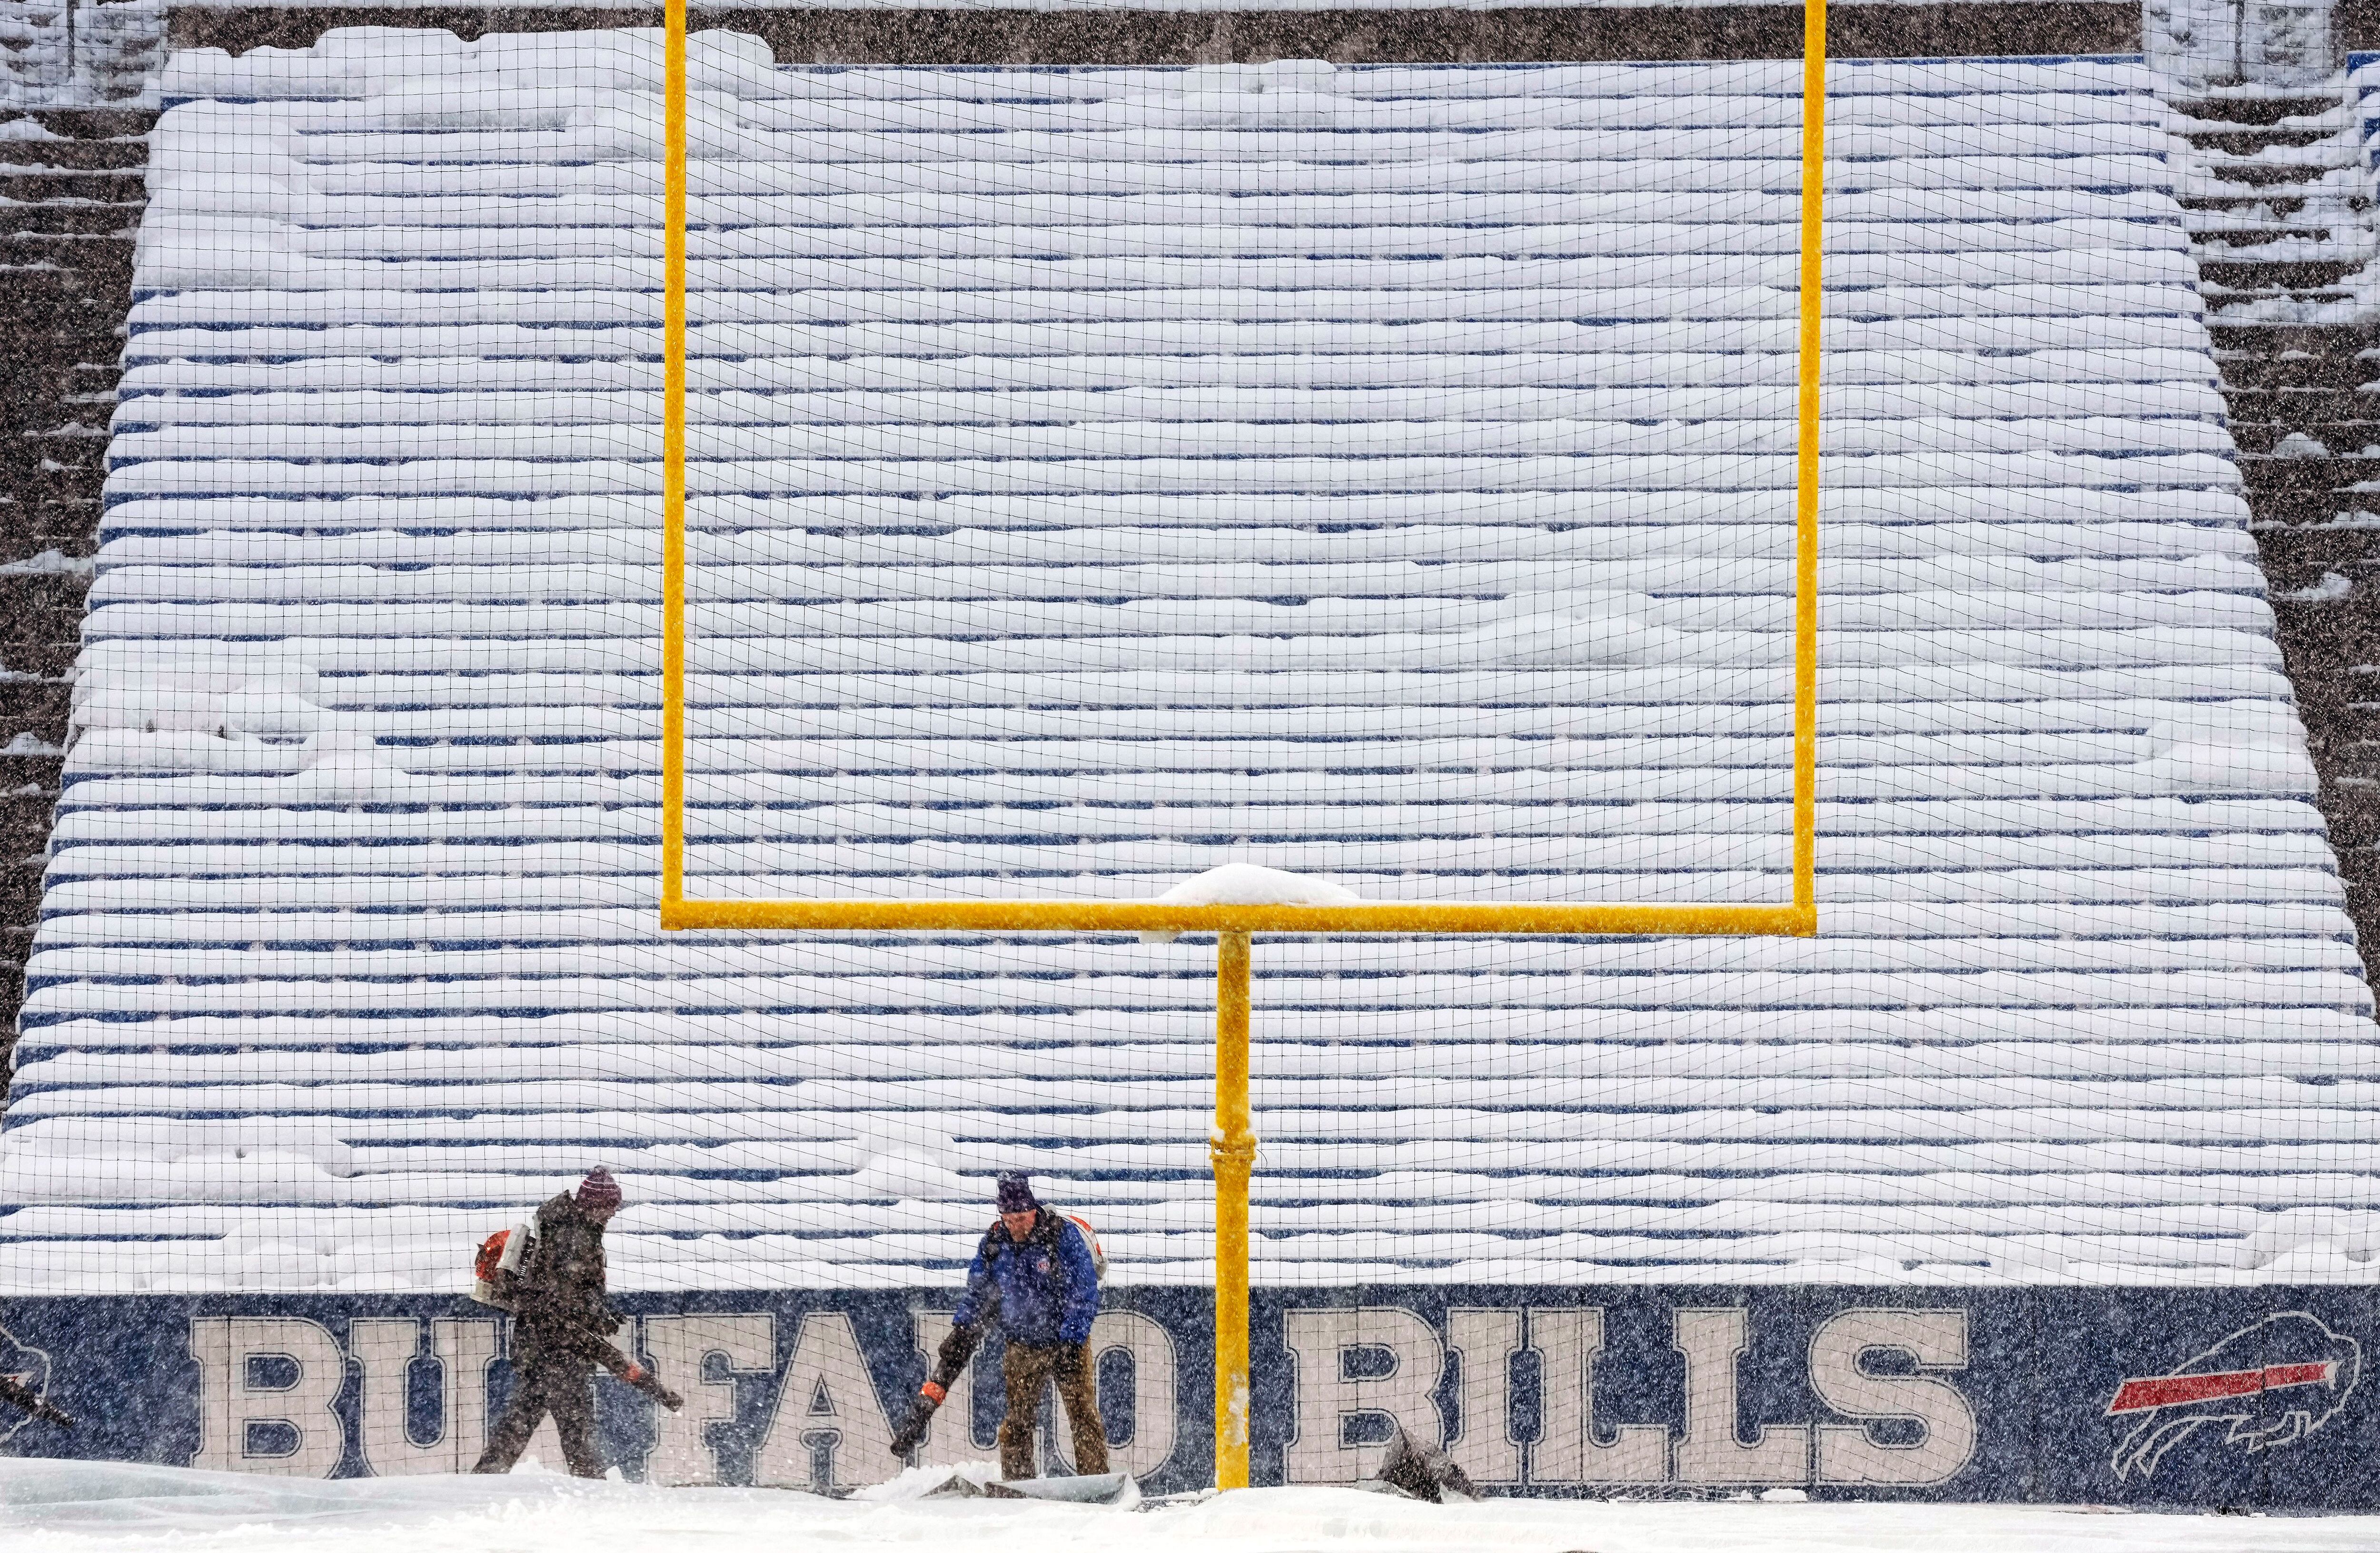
top-left (5, 1459), bottom-right (2380, 1553)
top-left (14, 1455), bottom-right (2380, 1551)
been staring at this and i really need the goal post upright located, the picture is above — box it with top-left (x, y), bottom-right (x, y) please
top-left (1796, 0), bottom-right (1826, 920)
top-left (1212, 931), bottom-right (1256, 1491)
top-left (654, 0), bottom-right (1826, 1491)
top-left (660, 0), bottom-right (690, 917)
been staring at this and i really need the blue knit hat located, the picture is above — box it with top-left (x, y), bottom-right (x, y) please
top-left (995, 1172), bottom-right (1038, 1213)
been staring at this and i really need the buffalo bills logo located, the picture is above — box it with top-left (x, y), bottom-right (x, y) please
top-left (1035, 1256), bottom-right (1051, 1274)
top-left (0, 1324), bottom-right (54, 1444)
top-left (2107, 1312), bottom-right (2361, 1482)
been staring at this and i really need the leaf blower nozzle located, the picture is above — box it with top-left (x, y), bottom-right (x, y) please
top-left (889, 1322), bottom-right (982, 1458)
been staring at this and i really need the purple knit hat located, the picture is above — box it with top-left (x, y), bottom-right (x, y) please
top-left (576, 1167), bottom-right (623, 1215)
top-left (995, 1172), bottom-right (1038, 1213)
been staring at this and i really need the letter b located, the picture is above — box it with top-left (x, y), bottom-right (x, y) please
top-left (189, 1317), bottom-right (347, 1477)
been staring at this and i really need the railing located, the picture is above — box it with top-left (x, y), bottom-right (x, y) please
top-left (2148, 0), bottom-right (2338, 89)
top-left (0, 0), bottom-right (161, 109)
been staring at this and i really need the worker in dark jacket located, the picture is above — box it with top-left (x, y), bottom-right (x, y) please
top-left (474, 1168), bottom-right (624, 1477)
top-left (951, 1172), bottom-right (1107, 1480)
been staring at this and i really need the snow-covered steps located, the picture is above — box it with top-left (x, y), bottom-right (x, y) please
top-left (2162, 70), bottom-right (2380, 954)
top-left (2193, 71), bottom-right (2379, 476)
top-left (3, 37), bottom-right (2371, 1295)
top-left (0, 107), bottom-right (148, 1049)
top-left (2176, 96), bottom-right (2370, 321)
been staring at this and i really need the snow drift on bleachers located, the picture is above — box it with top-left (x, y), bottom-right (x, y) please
top-left (5, 31), bottom-right (2376, 1293)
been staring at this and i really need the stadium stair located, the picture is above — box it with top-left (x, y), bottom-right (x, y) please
top-left (0, 106), bottom-right (147, 1057)
top-left (2168, 76), bottom-right (2380, 965)
top-left (5, 36), bottom-right (2380, 1294)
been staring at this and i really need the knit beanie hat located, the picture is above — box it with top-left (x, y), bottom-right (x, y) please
top-left (576, 1167), bottom-right (624, 1215)
top-left (995, 1172), bottom-right (1038, 1213)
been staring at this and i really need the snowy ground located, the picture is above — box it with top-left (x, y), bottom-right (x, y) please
top-left (5, 1460), bottom-right (2380, 1553)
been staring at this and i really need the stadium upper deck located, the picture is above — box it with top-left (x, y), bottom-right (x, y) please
top-left (0, 32), bottom-right (2372, 1296)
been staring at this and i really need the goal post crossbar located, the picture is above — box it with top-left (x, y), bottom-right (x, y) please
top-left (653, 18), bottom-right (1827, 938)
top-left (659, 900), bottom-right (1820, 935)
top-left (654, 0), bottom-right (1827, 1493)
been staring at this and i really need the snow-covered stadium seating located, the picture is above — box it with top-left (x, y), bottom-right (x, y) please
top-left (2, 30), bottom-right (2374, 1295)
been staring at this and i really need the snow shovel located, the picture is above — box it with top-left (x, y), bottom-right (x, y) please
top-left (984, 1472), bottom-right (1131, 1504)
top-left (1370, 1424), bottom-right (1477, 1504)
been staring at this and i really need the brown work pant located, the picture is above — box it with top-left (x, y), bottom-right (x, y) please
top-left (999, 1341), bottom-right (1110, 1480)
top-left (475, 1351), bottom-right (603, 1478)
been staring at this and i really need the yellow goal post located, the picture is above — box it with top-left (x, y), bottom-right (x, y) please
top-left (656, 0), bottom-right (1826, 1491)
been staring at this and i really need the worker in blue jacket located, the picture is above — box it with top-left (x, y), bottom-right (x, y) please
top-left (949, 1172), bottom-right (1107, 1479)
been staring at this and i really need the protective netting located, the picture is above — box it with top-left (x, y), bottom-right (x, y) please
top-left (5, 30), bottom-right (2373, 1325)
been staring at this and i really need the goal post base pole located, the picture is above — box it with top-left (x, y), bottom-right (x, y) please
top-left (1210, 930), bottom-right (1256, 1493)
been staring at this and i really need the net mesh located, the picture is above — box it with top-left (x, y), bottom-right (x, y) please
top-left (2, 19), bottom-right (2372, 1491)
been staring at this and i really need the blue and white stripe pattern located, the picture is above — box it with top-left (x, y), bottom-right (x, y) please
top-left (3, 35), bottom-right (2372, 1295)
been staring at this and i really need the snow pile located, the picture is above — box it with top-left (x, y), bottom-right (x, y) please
top-left (0, 549), bottom-right (94, 577)
top-left (289, 729), bottom-right (410, 802)
top-left (1139, 863), bottom-right (1362, 941)
top-left (1152, 864), bottom-right (1361, 909)
top-left (845, 1148), bottom-right (975, 1202)
top-left (0, 1119), bottom-right (355, 1205)
top-left (853, 1460), bottom-right (1010, 1500)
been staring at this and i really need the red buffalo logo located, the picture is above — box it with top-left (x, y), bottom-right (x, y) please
top-left (2107, 1312), bottom-right (2360, 1481)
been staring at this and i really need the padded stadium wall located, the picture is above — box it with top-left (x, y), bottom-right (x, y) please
top-left (7, 1287), bottom-right (2380, 1500)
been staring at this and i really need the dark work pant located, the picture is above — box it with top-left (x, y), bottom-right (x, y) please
top-left (475, 1350), bottom-right (603, 1478)
top-left (999, 1341), bottom-right (1109, 1480)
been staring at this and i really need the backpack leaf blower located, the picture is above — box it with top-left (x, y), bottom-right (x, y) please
top-left (470, 1224), bottom-right (684, 1413)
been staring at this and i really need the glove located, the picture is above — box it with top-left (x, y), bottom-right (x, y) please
top-left (933, 1323), bottom-right (982, 1384)
top-left (1052, 1342), bottom-right (1089, 1384)
top-left (888, 1385), bottom-right (943, 1458)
